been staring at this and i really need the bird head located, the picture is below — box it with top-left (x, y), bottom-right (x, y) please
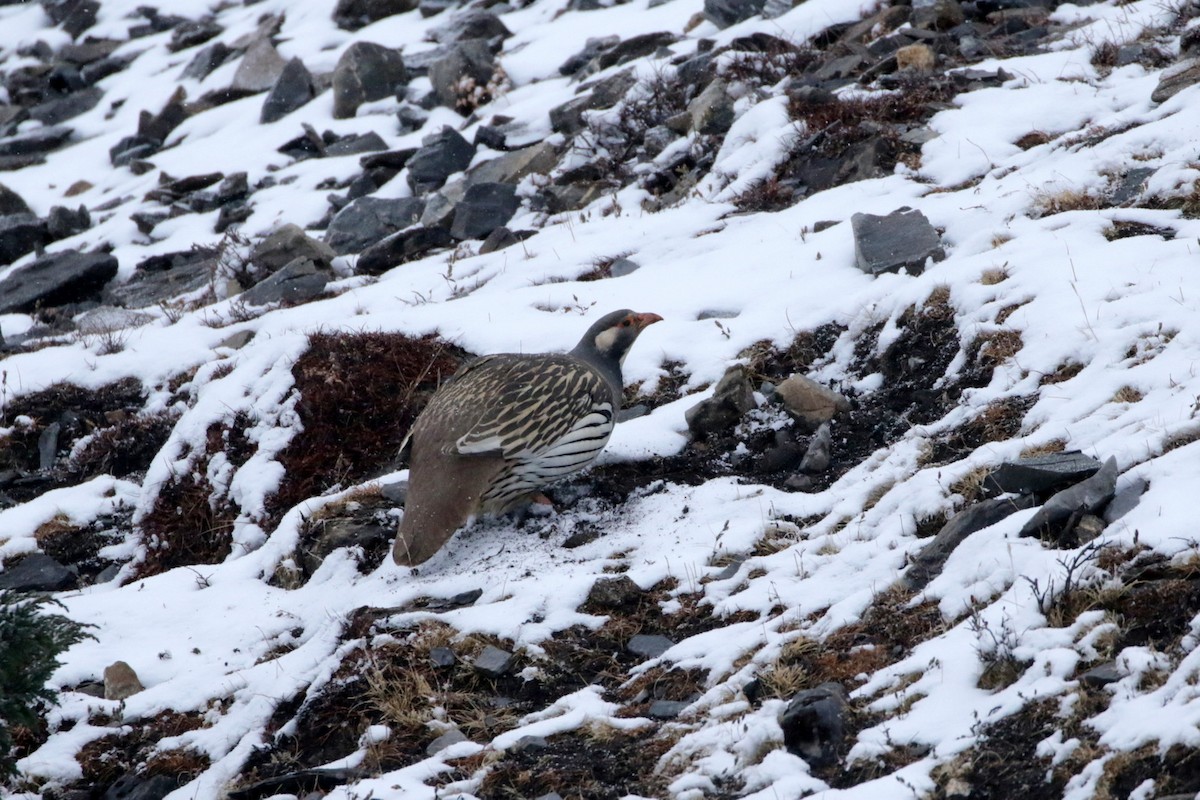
top-left (573, 309), bottom-right (663, 367)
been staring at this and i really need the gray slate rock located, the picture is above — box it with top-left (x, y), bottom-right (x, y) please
top-left (0, 183), bottom-right (30, 216)
top-left (586, 575), bottom-right (642, 609)
top-left (1079, 661), bottom-right (1122, 687)
top-left (983, 450), bottom-right (1103, 496)
top-left (251, 223), bottom-right (335, 271)
top-left (548, 71), bottom-right (636, 134)
top-left (242, 258), bottom-right (330, 307)
top-left (102, 773), bottom-right (178, 800)
top-left (780, 683), bottom-right (847, 768)
top-left (429, 39), bottom-right (496, 110)
top-left (261, 57), bottom-right (315, 123)
top-left (1151, 57), bottom-right (1200, 104)
top-left (450, 182), bottom-right (520, 240)
top-left (798, 422), bottom-right (832, 474)
top-left (38, 422), bottom-right (61, 471)
top-left (334, 0), bottom-right (419, 30)
top-left (1110, 166), bottom-right (1155, 207)
top-left (168, 19), bottom-right (222, 52)
top-left (559, 35), bottom-right (620, 76)
top-left (510, 735), bottom-right (549, 752)
top-left (903, 494), bottom-right (1037, 591)
top-left (28, 86), bottom-right (103, 126)
top-left (0, 251), bottom-right (118, 313)
top-left (686, 79), bottom-right (735, 135)
top-left (0, 553), bottom-right (77, 591)
top-left (851, 207), bottom-right (945, 276)
top-left (231, 39), bottom-right (287, 93)
top-left (432, 10), bottom-right (511, 44)
top-left (0, 214), bottom-right (48, 265)
top-left (107, 251), bottom-right (215, 308)
top-left (1103, 477), bottom-right (1147, 524)
top-left (407, 126), bottom-right (475, 191)
top-left (474, 645), bottom-right (515, 677)
top-left (47, 204), bottom-right (91, 240)
top-left (325, 131), bottom-right (389, 157)
top-left (685, 365), bottom-right (757, 439)
top-left (0, 125), bottom-right (73, 157)
top-left (1018, 456), bottom-right (1119, 539)
top-left (182, 41), bottom-right (231, 81)
top-left (628, 633), bottom-right (674, 659)
top-left (467, 142), bottom-right (559, 187)
top-left (595, 32), bottom-right (678, 71)
top-left (478, 226), bottom-right (529, 254)
top-left (705, 0), bottom-right (769, 28)
top-left (420, 183), bottom-right (466, 229)
top-left (648, 700), bottom-right (689, 719)
top-left (430, 646), bottom-right (456, 667)
top-left (426, 728), bottom-right (468, 755)
top-left (109, 134), bottom-right (160, 167)
top-left (355, 226), bottom-right (453, 274)
top-left (326, 196), bottom-right (425, 255)
top-left (333, 42), bottom-right (409, 119)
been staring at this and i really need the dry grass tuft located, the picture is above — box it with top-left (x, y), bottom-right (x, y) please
top-left (1111, 385), bottom-right (1144, 404)
top-left (1032, 188), bottom-right (1106, 217)
top-left (979, 266), bottom-right (1008, 284)
top-left (973, 330), bottom-right (1024, 367)
top-left (1041, 361), bottom-right (1084, 385)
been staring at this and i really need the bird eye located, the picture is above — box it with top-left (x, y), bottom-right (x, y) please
top-left (620, 318), bottom-right (632, 327)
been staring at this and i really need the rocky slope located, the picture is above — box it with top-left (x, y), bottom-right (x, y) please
top-left (2, 0), bottom-right (1200, 798)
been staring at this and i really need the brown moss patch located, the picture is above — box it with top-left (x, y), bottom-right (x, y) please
top-left (1041, 361), bottom-right (1084, 385)
top-left (74, 710), bottom-right (207, 794)
top-left (927, 396), bottom-right (1032, 464)
top-left (477, 729), bottom-right (671, 800)
top-left (133, 417), bottom-right (255, 578)
top-left (69, 410), bottom-right (179, 481)
top-left (0, 377), bottom-right (147, 501)
top-left (731, 177), bottom-right (797, 213)
top-left (266, 332), bottom-right (467, 526)
top-left (932, 700), bottom-right (1066, 800)
top-left (1032, 188), bottom-right (1106, 217)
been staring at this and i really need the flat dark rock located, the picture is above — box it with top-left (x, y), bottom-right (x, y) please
top-left (1018, 456), bottom-right (1119, 538)
top-left (355, 225), bottom-right (452, 274)
top-left (0, 125), bottom-right (73, 157)
top-left (903, 494), bottom-right (1036, 590)
top-left (449, 182), bottom-right (520, 240)
top-left (325, 196), bottom-right (425, 255)
top-left (0, 553), bottom-right (78, 591)
top-left (474, 644), bottom-right (515, 677)
top-left (0, 251), bottom-right (118, 314)
top-left (648, 700), bottom-right (689, 719)
top-left (851, 207), bottom-right (945, 276)
top-left (628, 633), bottom-right (674, 659)
top-left (983, 450), bottom-right (1103, 496)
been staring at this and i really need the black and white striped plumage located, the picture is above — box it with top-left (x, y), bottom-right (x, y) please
top-left (393, 309), bottom-right (662, 565)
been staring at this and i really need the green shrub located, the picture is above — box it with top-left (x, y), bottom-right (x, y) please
top-left (0, 591), bottom-right (93, 775)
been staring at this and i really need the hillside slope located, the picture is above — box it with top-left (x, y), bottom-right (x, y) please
top-left (2, 0), bottom-right (1200, 798)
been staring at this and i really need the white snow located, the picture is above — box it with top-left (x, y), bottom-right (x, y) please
top-left (3, 0), bottom-right (1200, 797)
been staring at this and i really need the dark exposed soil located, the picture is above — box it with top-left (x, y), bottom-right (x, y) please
top-left (477, 730), bottom-right (674, 800)
top-left (0, 377), bottom-right (149, 504)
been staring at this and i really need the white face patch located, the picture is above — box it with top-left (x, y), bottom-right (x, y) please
top-left (594, 326), bottom-right (620, 357)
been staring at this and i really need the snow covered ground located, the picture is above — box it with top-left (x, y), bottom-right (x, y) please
top-left (3, 0), bottom-right (1200, 797)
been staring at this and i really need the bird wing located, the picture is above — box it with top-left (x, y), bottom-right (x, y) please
top-left (443, 355), bottom-right (615, 462)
